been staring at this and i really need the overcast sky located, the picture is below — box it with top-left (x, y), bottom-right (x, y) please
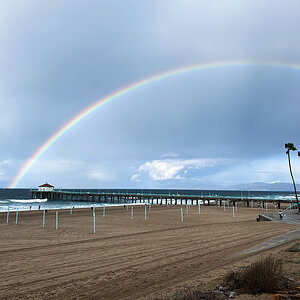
top-left (1, 0), bottom-right (300, 189)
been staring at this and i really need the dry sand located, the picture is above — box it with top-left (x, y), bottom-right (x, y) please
top-left (0, 205), bottom-right (297, 299)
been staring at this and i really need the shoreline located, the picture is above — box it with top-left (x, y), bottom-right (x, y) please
top-left (0, 201), bottom-right (148, 213)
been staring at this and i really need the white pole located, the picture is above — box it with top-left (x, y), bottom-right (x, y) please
top-left (233, 205), bottom-right (235, 218)
top-left (7, 207), bottom-right (9, 224)
top-left (235, 202), bottom-right (238, 212)
top-left (181, 207), bottom-right (183, 223)
top-left (224, 201), bottom-right (226, 212)
top-left (43, 210), bottom-right (45, 228)
top-left (266, 202), bottom-right (268, 212)
top-left (16, 208), bottom-right (19, 224)
top-left (103, 207), bottom-right (105, 217)
top-left (93, 210), bottom-right (96, 234)
top-left (145, 205), bottom-right (147, 221)
top-left (149, 203), bottom-right (151, 212)
top-left (198, 203), bottom-right (201, 215)
top-left (70, 206), bottom-right (72, 214)
top-left (56, 211), bottom-right (58, 230)
top-left (186, 205), bottom-right (188, 215)
top-left (131, 206), bottom-right (133, 219)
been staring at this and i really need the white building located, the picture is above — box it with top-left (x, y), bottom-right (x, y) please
top-left (38, 183), bottom-right (54, 192)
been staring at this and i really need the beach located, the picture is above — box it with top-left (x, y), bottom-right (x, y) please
top-left (0, 205), bottom-right (297, 299)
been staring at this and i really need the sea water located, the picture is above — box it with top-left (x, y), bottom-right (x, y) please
top-left (0, 198), bottom-right (119, 212)
top-left (0, 188), bottom-right (296, 212)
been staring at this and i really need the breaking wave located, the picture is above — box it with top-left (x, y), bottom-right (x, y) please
top-left (9, 199), bottom-right (48, 203)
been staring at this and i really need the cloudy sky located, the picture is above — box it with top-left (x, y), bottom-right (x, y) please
top-left (1, 0), bottom-right (300, 189)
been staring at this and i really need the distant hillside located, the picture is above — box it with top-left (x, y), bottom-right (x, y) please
top-left (225, 182), bottom-right (300, 192)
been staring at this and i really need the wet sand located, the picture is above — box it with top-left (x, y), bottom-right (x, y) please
top-left (0, 205), bottom-right (295, 299)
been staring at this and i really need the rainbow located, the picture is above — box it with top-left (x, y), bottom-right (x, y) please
top-left (8, 60), bottom-right (300, 188)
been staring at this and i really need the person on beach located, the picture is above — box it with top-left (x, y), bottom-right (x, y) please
top-left (278, 210), bottom-right (284, 219)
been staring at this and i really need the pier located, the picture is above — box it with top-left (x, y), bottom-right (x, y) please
top-left (30, 189), bottom-right (296, 209)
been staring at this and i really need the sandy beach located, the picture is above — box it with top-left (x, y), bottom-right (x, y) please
top-left (0, 205), bottom-right (297, 299)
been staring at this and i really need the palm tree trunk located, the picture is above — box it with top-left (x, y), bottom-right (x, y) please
top-left (287, 151), bottom-right (300, 213)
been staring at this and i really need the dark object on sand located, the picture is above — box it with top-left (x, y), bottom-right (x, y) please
top-left (257, 214), bottom-right (272, 222)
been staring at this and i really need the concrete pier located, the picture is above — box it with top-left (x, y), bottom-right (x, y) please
top-left (30, 189), bottom-right (295, 208)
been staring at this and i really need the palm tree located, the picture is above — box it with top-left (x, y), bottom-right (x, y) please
top-left (285, 143), bottom-right (300, 213)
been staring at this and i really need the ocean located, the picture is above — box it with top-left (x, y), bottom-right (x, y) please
top-left (0, 188), bottom-right (296, 212)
